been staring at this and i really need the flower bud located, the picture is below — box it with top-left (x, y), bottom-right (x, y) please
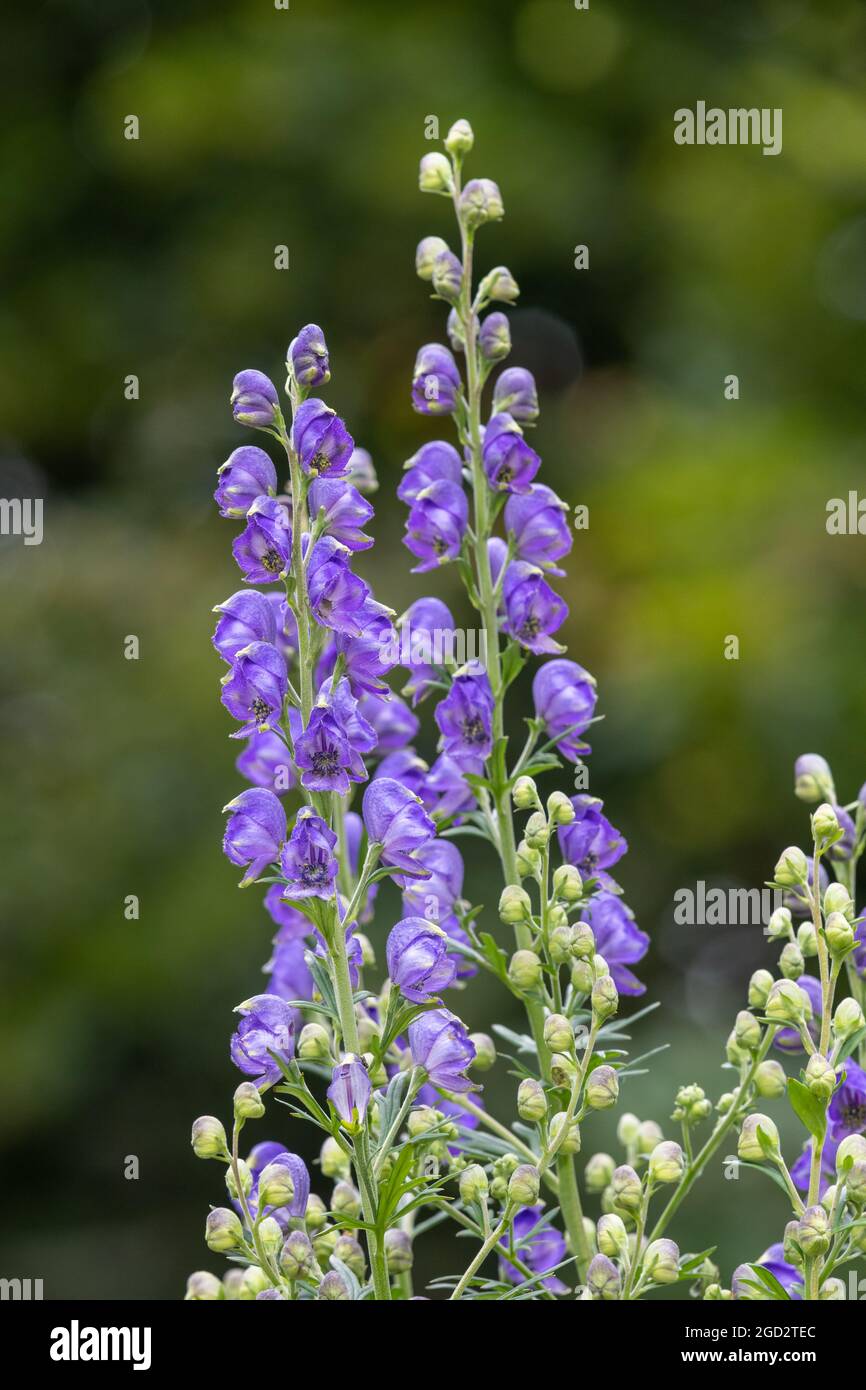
top-left (825, 911), bottom-right (855, 955)
top-left (778, 942), bottom-right (804, 980)
top-left (549, 1052), bottom-right (577, 1086)
top-left (570, 923), bottom-right (594, 961)
top-left (507, 1163), bottom-right (540, 1208)
top-left (331, 1181), bottom-right (361, 1219)
top-left (586, 1065), bottom-right (619, 1110)
top-left (478, 264), bottom-right (520, 304)
top-left (643, 1238), bottom-right (680, 1284)
top-left (288, 323), bottom-right (330, 390)
top-left (415, 235), bottom-right (450, 282)
top-left (824, 882), bottom-right (854, 920)
top-left (313, 1228), bottom-right (339, 1269)
top-left (797, 1204), bottom-right (830, 1257)
top-left (717, 1092), bottom-right (736, 1114)
top-left (515, 840), bottom-right (542, 878)
top-left (333, 1234), bottom-right (366, 1279)
top-left (833, 996), bottom-right (866, 1040)
top-left (508, 949), bottom-right (542, 990)
top-left (591, 974), bottom-right (619, 1022)
top-left (819, 1277), bottom-right (846, 1300)
top-left (418, 153), bottom-right (453, 194)
top-left (805, 1052), bottom-right (836, 1103)
top-left (524, 811), bottom-right (549, 849)
top-left (587, 1253), bottom-right (621, 1300)
top-left (478, 312), bottom-right (511, 363)
top-left (230, 370), bottom-right (279, 429)
top-left (765, 979), bottom-right (809, 1024)
top-left (570, 959), bottom-right (595, 994)
top-left (597, 1212), bottom-right (628, 1258)
top-left (239, 1266), bottom-right (270, 1299)
top-left (767, 906), bottom-right (793, 940)
top-left (459, 177), bottom-right (504, 228)
top-left (543, 1013), bottom-right (573, 1053)
top-left (459, 1163), bottom-right (489, 1204)
top-left (552, 864), bottom-right (583, 905)
top-left (585, 1152), bottom-right (615, 1193)
top-left (258, 1160), bottom-right (296, 1209)
top-left (432, 249), bottom-right (463, 302)
top-left (512, 775), bottom-right (540, 810)
top-left (611, 1164), bottom-right (642, 1214)
top-left (811, 802), bottom-right (841, 846)
top-left (517, 1077), bottom-right (548, 1122)
top-left (845, 1159), bottom-right (866, 1207)
top-left (672, 1084), bottom-right (712, 1123)
top-left (737, 1114), bottom-right (779, 1162)
top-left (754, 1060), bottom-right (787, 1099)
top-left (298, 1022), bottom-right (332, 1063)
top-left (191, 1115), bottom-right (229, 1160)
top-left (637, 1120), bottom-right (664, 1155)
top-left (407, 1105), bottom-right (443, 1138)
top-left (320, 1136), bottom-right (351, 1179)
top-left (704, 1283), bottom-right (733, 1300)
top-left (794, 753), bottom-right (834, 803)
top-left (384, 1228), bottom-right (414, 1273)
top-left (735, 1010), bottom-right (762, 1051)
top-left (649, 1141), bottom-right (685, 1185)
top-left (185, 1271), bottom-right (224, 1300)
top-left (549, 924), bottom-right (574, 964)
top-left (617, 1112), bottom-right (641, 1146)
top-left (796, 922), bottom-right (818, 958)
top-left (549, 1111), bottom-right (581, 1155)
top-left (469, 1032), bottom-right (497, 1071)
top-left (205, 1207), bottom-right (244, 1253)
top-left (304, 1193), bottom-right (327, 1230)
top-left (747, 969), bottom-right (775, 1009)
top-left (836, 1133), bottom-right (866, 1172)
top-left (318, 1270), bottom-right (351, 1301)
top-left (225, 1160), bottom-right (252, 1201)
top-left (773, 846), bottom-right (809, 887)
top-left (783, 1220), bottom-right (803, 1267)
top-left (547, 790), bottom-right (575, 825)
top-left (445, 118), bottom-right (474, 156)
top-left (280, 1229), bottom-right (314, 1279)
top-left (499, 884), bottom-right (532, 925)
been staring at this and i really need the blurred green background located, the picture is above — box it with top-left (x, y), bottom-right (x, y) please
top-left (2, 0), bottom-right (866, 1299)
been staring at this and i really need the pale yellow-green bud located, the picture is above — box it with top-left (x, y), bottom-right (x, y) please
top-left (313, 1228), bottom-right (339, 1270)
top-left (570, 959), bottom-right (595, 994)
top-left (586, 1065), bottom-right (619, 1110)
top-left (833, 996), bottom-right (866, 1040)
top-left (616, 1112), bottom-right (641, 1147)
top-left (672, 1084), bottom-right (711, 1124)
top-left (279, 1230), bottom-right (314, 1280)
top-left (737, 1114), bottom-right (779, 1162)
top-left (735, 1009), bottom-right (762, 1051)
top-left (821, 1183), bottom-right (838, 1213)
top-left (754, 1060), bottom-right (787, 1099)
top-left (184, 1271), bottom-right (224, 1301)
top-left (591, 974), bottom-right (619, 1022)
top-left (459, 1163), bottom-right (489, 1204)
top-left (515, 840), bottom-right (542, 879)
top-left (512, 775), bottom-right (540, 810)
top-left (649, 1140), bottom-right (685, 1185)
top-left (517, 1077), bottom-right (548, 1123)
top-left (553, 863), bottom-right (583, 904)
top-left (225, 1160), bottom-right (252, 1201)
top-left (726, 1030), bottom-right (748, 1065)
top-left (747, 969), bottom-right (775, 1010)
top-left (221, 1269), bottom-right (246, 1300)
top-left (205, 1207), bottom-right (243, 1253)
top-left (298, 1022), bottom-right (332, 1062)
top-left (407, 1105), bottom-right (443, 1138)
top-left (320, 1136), bottom-right (351, 1179)
top-left (773, 846), bottom-right (809, 886)
top-left (547, 790), bottom-right (575, 825)
top-left (778, 941), bottom-right (804, 980)
top-left (191, 1115), bottom-right (229, 1160)
top-left (415, 235), bottom-right (450, 281)
top-left (498, 883), bottom-right (532, 926)
top-left (585, 1151), bottom-right (615, 1193)
top-left (805, 1052), bottom-right (835, 1103)
top-left (703, 1283), bottom-right (733, 1300)
top-left (524, 811), bottom-right (549, 849)
top-left (233, 1082), bottom-right (266, 1122)
top-left (258, 1161), bottom-right (295, 1209)
top-left (469, 1032), bottom-right (496, 1071)
top-left (845, 1159), bottom-right (866, 1207)
top-left (508, 948), bottom-right (542, 991)
top-left (418, 152), bottom-right (453, 194)
top-left (508, 1163), bottom-right (540, 1207)
top-left (836, 1134), bottom-right (866, 1172)
top-left (716, 1091), bottom-right (736, 1114)
top-left (384, 1229), bottom-right (413, 1273)
top-left (548, 903), bottom-right (568, 929)
top-left (549, 924), bottom-right (574, 964)
top-left (258, 1216), bottom-right (282, 1258)
top-left (767, 906), bottom-right (793, 940)
top-left (610, 1164), bottom-right (642, 1214)
top-left (331, 1181), bottom-right (362, 1219)
top-left (592, 953), bottom-right (609, 979)
top-left (783, 1220), bottom-right (803, 1267)
top-left (824, 882), bottom-right (854, 920)
top-left (765, 979), bottom-right (809, 1025)
top-left (637, 1119), bottom-right (664, 1155)
top-left (304, 1193), bottom-right (327, 1230)
top-left (825, 911), bottom-right (855, 956)
top-left (643, 1238), bottom-right (680, 1284)
top-left (549, 1052), bottom-right (577, 1086)
top-left (478, 264), bottom-right (520, 304)
top-left (543, 1013), bottom-right (573, 1053)
top-left (811, 802), bottom-right (841, 847)
top-left (596, 1212), bottom-right (628, 1258)
top-left (333, 1234), bottom-right (366, 1279)
top-left (796, 922), bottom-right (818, 958)
top-left (570, 921), bottom-right (595, 958)
top-left (797, 1204), bottom-right (830, 1257)
top-left (549, 1111), bottom-right (581, 1155)
top-left (240, 1265), bottom-right (271, 1299)
top-left (444, 118), bottom-right (474, 156)
top-left (819, 1277), bottom-right (846, 1300)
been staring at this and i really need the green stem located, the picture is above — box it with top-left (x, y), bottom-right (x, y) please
top-left (450, 1208), bottom-right (514, 1300)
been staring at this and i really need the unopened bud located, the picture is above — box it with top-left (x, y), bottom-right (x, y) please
top-left (643, 1238), bottom-right (680, 1284)
top-left (469, 1032), bottom-right (497, 1071)
top-left (586, 1065), bottom-right (619, 1110)
top-left (459, 1163), bottom-right (489, 1204)
top-left (445, 118), bottom-right (474, 156)
top-left (837, 1134), bottom-right (866, 1172)
top-left (512, 776), bottom-right (540, 810)
top-left (805, 1052), bottom-right (836, 1103)
top-left (499, 884), bottom-right (532, 925)
top-left (191, 1115), bottom-right (229, 1160)
top-left (824, 882), bottom-right (854, 920)
top-left (549, 924), bottom-right (574, 964)
top-left (735, 1010), bottom-right (762, 1051)
top-left (508, 949), bottom-right (542, 990)
top-left (637, 1120), bottom-right (664, 1155)
top-left (773, 846), bottom-right (809, 887)
top-left (524, 811), bottom-right (549, 849)
top-left (384, 1229), bottom-right (413, 1273)
top-left (797, 922), bottom-right (818, 958)
top-left (570, 959), bottom-right (595, 994)
top-left (597, 1212), bottom-right (628, 1258)
top-left (280, 1230), bottom-right (314, 1279)
top-left (515, 840), bottom-right (542, 878)
top-left (737, 1114), bottom-right (779, 1162)
top-left (549, 1111), bottom-right (581, 1155)
top-left (407, 1105), bottom-right (443, 1138)
top-left (415, 236), bottom-right (450, 281)
top-left (748, 969), bottom-right (775, 1009)
top-left (331, 1181), bottom-right (361, 1219)
top-left (585, 1152), bottom-right (615, 1193)
top-left (811, 802), bottom-right (841, 847)
top-left (205, 1207), bottom-right (244, 1253)
top-left (333, 1234), bottom-right (366, 1279)
top-left (517, 1077), bottom-right (548, 1122)
top-left (320, 1136), bottom-right (351, 1179)
top-left (765, 979), bottom-right (809, 1024)
top-left (649, 1141), bottom-right (685, 1185)
top-left (298, 1022), bottom-right (332, 1062)
top-left (258, 1160), bottom-right (295, 1209)
top-left (591, 974), bottom-right (619, 1022)
top-left (825, 911), bottom-right (855, 955)
top-left (587, 1253), bottom-right (621, 1300)
top-left (418, 152), bottom-right (453, 195)
top-left (779, 942), bottom-right (804, 980)
top-left (617, 1112), bottom-right (641, 1146)
top-left (767, 906), bottom-right (793, 940)
top-left (507, 1163), bottom-right (540, 1207)
top-left (547, 790), bottom-right (575, 825)
top-left (318, 1270), bottom-right (351, 1301)
top-left (543, 1013), bottom-right (573, 1053)
top-left (185, 1271), bottom-right (224, 1300)
top-left (797, 1204), bottom-right (830, 1257)
top-left (478, 264), bottom-right (520, 304)
top-left (833, 996), bottom-right (866, 1040)
top-left (794, 754), bottom-right (834, 803)
top-left (610, 1165), bottom-right (642, 1215)
top-left (754, 1060), bottom-right (787, 1099)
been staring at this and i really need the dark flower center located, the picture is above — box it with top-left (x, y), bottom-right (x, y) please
top-left (520, 614), bottom-right (541, 638)
top-left (462, 715), bottom-right (486, 744)
top-left (251, 696), bottom-right (270, 723)
top-left (842, 1103), bottom-right (866, 1131)
top-left (433, 537), bottom-right (448, 555)
top-left (312, 749), bottom-right (339, 774)
top-left (496, 465), bottom-right (513, 484)
top-left (301, 861), bottom-right (328, 885)
top-left (261, 549), bottom-right (282, 573)
top-left (309, 451), bottom-right (330, 475)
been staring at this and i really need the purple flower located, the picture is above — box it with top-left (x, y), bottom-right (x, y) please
top-left (502, 562), bottom-right (567, 654)
top-left (288, 324), bottom-right (330, 390)
top-left (265, 935), bottom-right (314, 1002)
top-left (290, 704), bottom-right (364, 795)
top-left (782, 858), bottom-right (829, 919)
top-left (829, 806), bottom-right (857, 861)
top-left (247, 1143), bottom-right (310, 1221)
top-left (292, 397), bottom-right (354, 478)
top-left (774, 975), bottom-right (823, 1055)
top-left (306, 536), bottom-right (371, 636)
top-left (231, 370), bottom-right (279, 429)
top-left (397, 596), bottom-right (457, 705)
top-left (222, 788), bottom-right (286, 885)
top-left (213, 589), bottom-right (278, 663)
top-left (363, 777), bottom-right (436, 875)
top-left (232, 496), bottom-right (292, 583)
top-left (408, 1007), bottom-right (475, 1092)
top-left (558, 796), bottom-right (627, 875)
top-left (792, 1059), bottom-right (866, 1192)
top-left (375, 748), bottom-right (429, 799)
top-left (505, 484), bottom-right (572, 574)
top-left (424, 751), bottom-right (480, 819)
top-left (492, 367), bottom-right (539, 423)
top-left (308, 478), bottom-right (375, 551)
top-left (346, 447), bottom-right (378, 494)
top-left (478, 311), bottom-right (511, 363)
top-left (488, 536), bottom-right (508, 591)
top-left (214, 446), bottom-right (277, 518)
top-left (434, 663), bottom-right (494, 762)
top-left (327, 1056), bottom-right (372, 1129)
top-left (532, 659), bottom-right (597, 762)
top-left (314, 922), bottom-right (363, 987)
top-left (482, 413), bottom-right (540, 494)
top-left (853, 915), bottom-right (866, 978)
top-left (221, 641), bottom-right (288, 737)
top-left (412, 343), bottom-right (462, 416)
top-left (733, 1244), bottom-right (801, 1300)
top-left (235, 730), bottom-right (295, 793)
top-left (580, 892), bottom-right (649, 996)
top-left (230, 993), bottom-right (295, 1083)
top-left (316, 603), bottom-right (397, 699)
top-left (357, 690), bottom-right (419, 752)
top-left (499, 1208), bottom-right (568, 1293)
top-left (263, 885), bottom-right (310, 937)
top-left (387, 917), bottom-right (457, 1002)
top-left (280, 808), bottom-right (339, 899)
top-left (400, 838), bottom-right (464, 920)
top-left (404, 479), bottom-right (468, 572)
top-left (264, 592), bottom-right (299, 662)
top-left (398, 441), bottom-right (464, 505)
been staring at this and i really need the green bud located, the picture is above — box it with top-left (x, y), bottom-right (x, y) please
top-left (543, 1013), bottom-right (573, 1053)
top-left (547, 790), bottom-right (575, 825)
top-left (184, 1271), bottom-right (224, 1301)
top-left (796, 922), bottom-right (818, 958)
top-left (258, 1216), bottom-right (282, 1258)
top-left (716, 1092), bottom-right (736, 1114)
top-left (821, 1183), bottom-right (838, 1213)
top-left (384, 1229), bottom-right (413, 1273)
top-left (610, 1164), bottom-right (643, 1215)
top-left (836, 1134), bottom-right (866, 1171)
top-left (737, 1114), bottom-right (779, 1162)
top-left (553, 863), bottom-right (583, 904)
top-left (748, 969), bottom-right (775, 1010)
top-left (832, 996), bottom-right (866, 1040)
top-left (515, 840), bottom-right (542, 878)
top-left (754, 1060), bottom-right (787, 1099)
top-left (304, 1193), bottom-right (327, 1230)
top-left (415, 235), bottom-right (450, 281)
top-left (797, 1204), bottom-right (830, 1257)
top-left (508, 949), bottom-right (542, 991)
top-left (225, 1159), bottom-right (252, 1200)
top-left (313, 1228), bottom-right (339, 1270)
top-left (548, 903), bottom-right (568, 929)
top-left (469, 1032), bottom-right (497, 1071)
top-left (616, 1112), bottom-right (641, 1147)
top-left (445, 118), bottom-right (474, 156)
top-left (191, 1115), bottom-right (229, 1160)
top-left (845, 1159), bottom-right (866, 1207)
top-left (512, 775), bottom-right (540, 810)
top-left (703, 1283), bottom-right (733, 1300)
top-left (549, 1111), bottom-right (581, 1155)
top-left (280, 1230), bottom-right (314, 1279)
top-left (649, 1141), bottom-right (685, 1185)
top-left (585, 1065), bottom-right (619, 1110)
top-left (672, 1084), bottom-right (711, 1124)
top-left (298, 1022), bottom-right (332, 1062)
top-left (637, 1120), bottom-right (664, 1155)
top-left (779, 942), bottom-right (804, 980)
top-left (819, 1277), bottom-right (846, 1300)
top-left (549, 924), bottom-right (574, 964)
top-left (592, 953), bottom-right (610, 979)
top-left (331, 1181), bottom-right (362, 1220)
top-left (765, 979), bottom-right (809, 1025)
top-left (478, 264), bottom-right (520, 304)
top-left (591, 974), bottom-right (619, 1022)
top-left (240, 1265), bottom-right (271, 1299)
top-left (825, 911), bottom-right (855, 956)
top-left (726, 1030), bottom-right (748, 1065)
top-left (517, 1077), bottom-right (548, 1123)
top-left (507, 1163), bottom-right (541, 1207)
top-left (407, 1105), bottom-right (443, 1138)
top-left (524, 811), bottom-right (549, 849)
top-left (824, 882), bottom-right (854, 920)
top-left (418, 152), bottom-right (453, 194)
top-left (767, 906), bottom-right (793, 940)
top-left (811, 802), bottom-right (841, 847)
top-left (570, 921), bottom-right (595, 958)
top-left (570, 959), bottom-right (595, 994)
top-left (258, 1160), bottom-right (296, 1209)
top-left (597, 1213), bottom-right (628, 1258)
top-left (584, 1152), bottom-right (615, 1193)
top-left (334, 1234), bottom-right (366, 1280)
top-left (205, 1207), bottom-right (244, 1253)
top-left (805, 1052), bottom-right (836, 1103)
top-left (783, 1220), bottom-right (803, 1267)
top-left (643, 1238), bottom-right (680, 1284)
top-left (587, 1254), bottom-right (621, 1300)
top-left (794, 755), bottom-right (834, 803)
top-left (221, 1269), bottom-right (246, 1300)
top-left (773, 846), bottom-right (809, 887)
top-left (549, 1052), bottom-right (577, 1086)
top-left (318, 1270), bottom-right (351, 1301)
top-left (498, 883), bottom-right (532, 925)
top-left (735, 1009), bottom-right (762, 1051)
top-left (320, 1136), bottom-right (351, 1179)
top-left (459, 1163), bottom-right (490, 1204)
top-left (233, 1082), bottom-right (266, 1121)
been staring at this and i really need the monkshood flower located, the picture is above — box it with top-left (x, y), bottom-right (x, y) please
top-left (492, 366), bottom-right (539, 423)
top-left (482, 413), bottom-right (540, 494)
top-left (400, 837), bottom-right (464, 919)
top-left (431, 248), bottom-right (463, 301)
top-left (792, 1059), bottom-right (866, 1192)
top-left (499, 1208), bottom-right (568, 1294)
top-left (488, 536), bottom-right (508, 593)
top-left (434, 662), bottom-right (494, 762)
top-left (363, 777), bottom-right (436, 875)
top-left (412, 343), bottom-right (462, 416)
top-left (580, 892), bottom-right (649, 995)
top-left (375, 748), bottom-right (429, 800)
top-left (558, 796), bottom-right (627, 876)
top-left (398, 596), bottom-right (457, 705)
top-left (264, 592), bottom-right (299, 661)
top-left (231, 369), bottom-right (279, 428)
top-left (308, 478), bottom-right (375, 551)
top-left (212, 589), bottom-right (277, 663)
top-left (263, 886), bottom-right (309, 936)
top-left (317, 601), bottom-right (397, 699)
top-left (478, 311), bottom-right (511, 363)
top-left (346, 446), bottom-right (378, 494)
top-left (280, 808), bottom-right (338, 899)
top-left (232, 496), bottom-right (292, 583)
top-left (265, 936), bottom-right (314, 1003)
top-left (328, 1056), bottom-right (372, 1130)
top-left (222, 788), bottom-right (286, 885)
top-left (386, 917), bottom-right (457, 1002)
top-left (853, 916), bottom-right (866, 977)
top-left (288, 323), bottom-right (330, 390)
top-left (505, 484), bottom-right (572, 574)
top-left (404, 479), bottom-right (468, 571)
top-left (221, 641), bottom-right (288, 737)
top-left (732, 1244), bottom-right (801, 1300)
top-left (794, 753), bottom-right (835, 803)
top-left (320, 676), bottom-right (379, 760)
top-left (397, 440), bottom-right (463, 505)
top-left (408, 1007), bottom-right (476, 1091)
top-left (291, 397), bottom-right (354, 478)
top-left (773, 975), bottom-right (822, 1054)
top-left (424, 751), bottom-right (481, 819)
top-left (532, 659), bottom-right (597, 761)
top-left (289, 704), bottom-right (365, 795)
top-left (235, 730), bottom-right (295, 793)
top-left (357, 690), bottom-right (420, 752)
top-left (306, 536), bottom-right (371, 636)
top-left (230, 994), bottom-right (295, 1082)
top-left (501, 561), bottom-right (567, 654)
top-left (828, 805), bottom-right (857, 861)
top-left (246, 1142), bottom-right (310, 1222)
top-left (214, 445), bottom-right (277, 518)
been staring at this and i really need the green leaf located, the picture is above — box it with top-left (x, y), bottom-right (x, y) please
top-left (787, 1077), bottom-right (827, 1141)
top-left (737, 1159), bottom-right (793, 1198)
top-left (742, 1263), bottom-right (791, 1300)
